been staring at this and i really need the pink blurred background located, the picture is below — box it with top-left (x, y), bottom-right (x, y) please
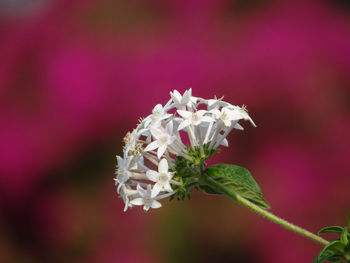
top-left (1, 0), bottom-right (350, 262)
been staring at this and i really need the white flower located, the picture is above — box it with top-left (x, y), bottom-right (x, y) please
top-left (130, 184), bottom-right (162, 211)
top-left (146, 159), bottom-right (174, 197)
top-left (119, 184), bottom-right (138, 212)
top-left (177, 110), bottom-right (214, 131)
top-left (123, 129), bottom-right (138, 154)
top-left (115, 155), bottom-right (132, 192)
top-left (206, 96), bottom-right (229, 111)
top-left (210, 107), bottom-right (241, 127)
top-left (238, 106), bottom-right (256, 127)
top-left (170, 89), bottom-right (193, 110)
top-left (144, 121), bottom-right (176, 158)
top-left (143, 104), bottom-right (172, 128)
top-left (227, 105), bottom-right (256, 127)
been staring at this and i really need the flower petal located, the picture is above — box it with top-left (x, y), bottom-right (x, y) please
top-left (196, 110), bottom-right (207, 117)
top-left (143, 117), bottom-right (151, 128)
top-left (130, 198), bottom-right (144, 206)
top-left (137, 184), bottom-right (146, 196)
top-left (116, 156), bottom-right (124, 167)
top-left (165, 121), bottom-right (173, 135)
top-left (151, 200), bottom-right (162, 209)
top-left (146, 184), bottom-right (152, 195)
top-left (146, 170), bottom-right (159, 182)
top-left (153, 104), bottom-right (163, 112)
top-left (182, 89), bottom-right (191, 104)
top-left (117, 183), bottom-right (123, 193)
top-left (171, 90), bottom-right (182, 104)
top-left (224, 120), bottom-right (232, 127)
top-left (123, 202), bottom-right (129, 212)
top-left (157, 144), bottom-right (167, 159)
top-left (208, 99), bottom-right (218, 107)
top-left (143, 204), bottom-right (151, 211)
top-left (209, 109), bottom-right (220, 117)
top-left (221, 138), bottom-right (229, 147)
top-left (158, 159), bottom-right (169, 174)
top-left (144, 141), bottom-right (159, 152)
top-left (177, 119), bottom-right (191, 131)
top-left (177, 110), bottom-right (192, 119)
top-left (164, 183), bottom-right (173, 192)
top-left (201, 116), bottom-right (215, 123)
top-left (150, 127), bottom-right (163, 140)
top-left (160, 113), bottom-right (172, 121)
top-left (151, 183), bottom-right (162, 198)
top-left (234, 123), bottom-right (244, 130)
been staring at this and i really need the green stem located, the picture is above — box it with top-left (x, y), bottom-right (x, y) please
top-left (201, 175), bottom-right (329, 246)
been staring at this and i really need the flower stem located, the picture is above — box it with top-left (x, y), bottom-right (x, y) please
top-left (201, 175), bottom-right (329, 246)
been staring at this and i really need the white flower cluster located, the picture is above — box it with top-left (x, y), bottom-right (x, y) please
top-left (115, 89), bottom-right (256, 212)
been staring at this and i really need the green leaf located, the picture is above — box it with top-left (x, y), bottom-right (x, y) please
top-left (318, 240), bottom-right (346, 263)
top-left (341, 227), bottom-right (349, 245)
top-left (318, 240), bottom-right (345, 262)
top-left (327, 240), bottom-right (346, 254)
top-left (200, 184), bottom-right (222, 195)
top-left (316, 218), bottom-right (350, 263)
top-left (318, 249), bottom-right (336, 263)
top-left (328, 255), bottom-right (344, 262)
top-left (204, 164), bottom-right (270, 210)
top-left (318, 226), bottom-right (344, 235)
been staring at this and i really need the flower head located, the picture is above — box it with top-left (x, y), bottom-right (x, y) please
top-left (115, 89), bottom-right (256, 212)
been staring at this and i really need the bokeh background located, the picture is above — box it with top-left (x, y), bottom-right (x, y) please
top-left (1, 0), bottom-right (350, 262)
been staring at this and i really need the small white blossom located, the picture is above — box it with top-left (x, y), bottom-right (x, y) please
top-left (143, 104), bottom-right (172, 128)
top-left (115, 155), bottom-right (133, 192)
top-left (239, 106), bottom-right (257, 127)
top-left (227, 105), bottom-right (257, 127)
top-left (119, 184), bottom-right (138, 211)
top-left (170, 89), bottom-right (192, 110)
top-left (206, 96), bottom-right (229, 111)
top-left (177, 110), bottom-right (214, 131)
top-left (210, 107), bottom-right (241, 127)
top-left (146, 159), bottom-right (174, 197)
top-left (130, 184), bottom-right (162, 211)
top-left (144, 121), bottom-right (176, 158)
top-left (122, 129), bottom-right (139, 155)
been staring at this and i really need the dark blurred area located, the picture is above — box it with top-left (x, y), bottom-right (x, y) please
top-left (1, 0), bottom-right (350, 262)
